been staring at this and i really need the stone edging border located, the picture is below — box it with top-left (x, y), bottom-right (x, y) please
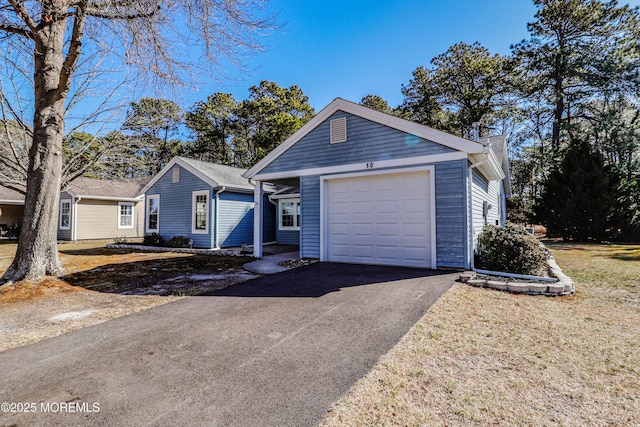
top-left (459, 253), bottom-right (575, 297)
top-left (106, 244), bottom-right (250, 257)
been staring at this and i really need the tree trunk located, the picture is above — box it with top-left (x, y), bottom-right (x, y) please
top-left (1, 14), bottom-right (67, 284)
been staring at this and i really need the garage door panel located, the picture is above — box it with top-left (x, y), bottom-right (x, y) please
top-left (378, 223), bottom-right (399, 237)
top-left (326, 171), bottom-right (432, 268)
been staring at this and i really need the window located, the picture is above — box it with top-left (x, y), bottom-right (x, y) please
top-left (118, 202), bottom-right (134, 229)
top-left (59, 200), bottom-right (71, 230)
top-left (192, 190), bottom-right (209, 234)
top-left (279, 198), bottom-right (300, 230)
top-left (146, 195), bottom-right (160, 232)
top-left (172, 167), bottom-right (180, 183)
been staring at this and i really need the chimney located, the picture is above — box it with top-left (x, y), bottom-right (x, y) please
top-left (472, 122), bottom-right (480, 142)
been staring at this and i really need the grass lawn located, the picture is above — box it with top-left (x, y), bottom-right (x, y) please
top-left (322, 243), bottom-right (640, 426)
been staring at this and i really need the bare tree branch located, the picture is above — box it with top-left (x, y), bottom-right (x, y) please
top-left (6, 0), bottom-right (38, 35)
top-left (0, 22), bottom-right (32, 38)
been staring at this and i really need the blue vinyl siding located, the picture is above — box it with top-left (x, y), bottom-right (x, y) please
top-left (261, 111), bottom-right (455, 174)
top-left (277, 229), bottom-right (299, 245)
top-left (146, 165), bottom-right (213, 248)
top-left (263, 196), bottom-right (277, 243)
top-left (300, 175), bottom-right (320, 258)
top-left (217, 193), bottom-right (275, 247)
top-left (217, 192), bottom-right (254, 247)
top-left (435, 160), bottom-right (467, 269)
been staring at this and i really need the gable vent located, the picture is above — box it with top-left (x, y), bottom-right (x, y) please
top-left (330, 117), bottom-right (347, 144)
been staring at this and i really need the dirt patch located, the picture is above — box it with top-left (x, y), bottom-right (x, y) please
top-left (0, 240), bottom-right (259, 352)
top-left (61, 253), bottom-right (254, 296)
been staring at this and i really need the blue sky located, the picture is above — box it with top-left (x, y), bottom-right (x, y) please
top-left (178, 0), bottom-right (637, 112)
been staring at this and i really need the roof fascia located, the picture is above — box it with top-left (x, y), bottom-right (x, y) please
top-left (73, 195), bottom-right (144, 202)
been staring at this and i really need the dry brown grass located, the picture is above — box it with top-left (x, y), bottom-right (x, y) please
top-left (322, 243), bottom-right (640, 426)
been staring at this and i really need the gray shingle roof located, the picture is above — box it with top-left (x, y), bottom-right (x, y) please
top-left (176, 157), bottom-right (253, 191)
top-left (0, 185), bottom-right (24, 202)
top-left (64, 176), bottom-right (149, 199)
top-left (479, 135), bottom-right (511, 197)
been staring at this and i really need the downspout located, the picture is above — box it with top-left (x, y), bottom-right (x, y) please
top-left (467, 145), bottom-right (556, 282)
top-left (72, 196), bottom-right (81, 241)
top-left (214, 186), bottom-right (225, 248)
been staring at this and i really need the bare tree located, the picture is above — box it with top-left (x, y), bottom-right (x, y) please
top-left (0, 1), bottom-right (275, 283)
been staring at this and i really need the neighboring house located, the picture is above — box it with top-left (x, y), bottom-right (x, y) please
top-left (58, 177), bottom-right (148, 241)
top-left (245, 98), bottom-right (510, 270)
top-left (0, 186), bottom-right (24, 236)
top-left (140, 157), bottom-right (276, 249)
top-left (1, 176), bottom-right (148, 240)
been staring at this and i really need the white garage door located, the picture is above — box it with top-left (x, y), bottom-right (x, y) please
top-left (325, 170), bottom-right (433, 268)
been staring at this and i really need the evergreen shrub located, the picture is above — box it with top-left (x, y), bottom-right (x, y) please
top-left (143, 232), bottom-right (165, 246)
top-left (167, 236), bottom-right (191, 248)
top-left (475, 223), bottom-right (548, 276)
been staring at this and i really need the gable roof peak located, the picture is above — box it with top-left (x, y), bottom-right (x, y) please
top-left (140, 156), bottom-right (254, 194)
top-left (244, 97), bottom-right (489, 179)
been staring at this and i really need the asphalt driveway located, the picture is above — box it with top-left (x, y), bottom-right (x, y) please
top-left (0, 263), bottom-right (456, 427)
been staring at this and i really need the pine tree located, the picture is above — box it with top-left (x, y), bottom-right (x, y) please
top-left (535, 138), bottom-right (617, 241)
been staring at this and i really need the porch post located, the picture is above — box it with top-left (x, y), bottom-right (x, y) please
top-left (253, 180), bottom-right (264, 258)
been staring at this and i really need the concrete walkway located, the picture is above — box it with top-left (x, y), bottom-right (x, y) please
top-left (0, 263), bottom-right (456, 427)
top-left (243, 251), bottom-right (299, 274)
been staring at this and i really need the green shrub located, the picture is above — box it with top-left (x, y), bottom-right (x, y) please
top-left (113, 236), bottom-right (129, 244)
top-left (143, 232), bottom-right (165, 246)
top-left (475, 223), bottom-right (548, 276)
top-left (167, 236), bottom-right (191, 248)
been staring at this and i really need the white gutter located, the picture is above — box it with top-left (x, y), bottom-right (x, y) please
top-left (214, 186), bottom-right (226, 248)
top-left (0, 200), bottom-right (25, 205)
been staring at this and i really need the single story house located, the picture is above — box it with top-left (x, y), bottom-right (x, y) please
top-left (1, 177), bottom-right (148, 241)
top-left (140, 157), bottom-right (276, 248)
top-left (245, 98), bottom-right (511, 270)
top-left (58, 176), bottom-right (149, 240)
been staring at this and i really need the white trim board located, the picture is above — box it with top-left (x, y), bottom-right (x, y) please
top-left (252, 151), bottom-right (467, 181)
top-left (245, 98), bottom-right (492, 179)
top-left (319, 166), bottom-right (437, 269)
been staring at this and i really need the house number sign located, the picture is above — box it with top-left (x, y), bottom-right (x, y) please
top-left (365, 162), bottom-right (374, 169)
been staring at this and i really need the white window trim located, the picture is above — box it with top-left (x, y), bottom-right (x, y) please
top-left (172, 167), bottom-right (180, 183)
top-left (59, 200), bottom-right (71, 230)
top-left (192, 190), bottom-right (210, 234)
top-left (146, 194), bottom-right (160, 233)
top-left (278, 198), bottom-right (300, 231)
top-left (118, 201), bottom-right (135, 230)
